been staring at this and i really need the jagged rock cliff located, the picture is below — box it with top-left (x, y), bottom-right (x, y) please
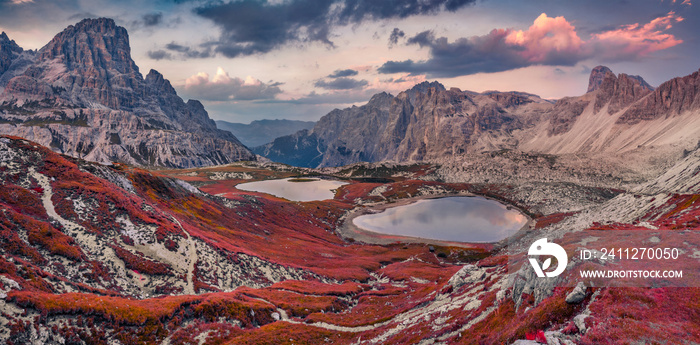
top-left (618, 69), bottom-right (700, 125)
top-left (0, 32), bottom-right (23, 76)
top-left (0, 18), bottom-right (254, 168)
top-left (258, 66), bottom-right (699, 168)
top-left (0, 32), bottom-right (35, 92)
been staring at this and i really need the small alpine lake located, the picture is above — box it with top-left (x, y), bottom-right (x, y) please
top-left (236, 177), bottom-right (348, 202)
top-left (352, 196), bottom-right (528, 243)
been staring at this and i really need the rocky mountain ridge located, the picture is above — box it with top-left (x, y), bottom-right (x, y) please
top-left (257, 66), bottom-right (699, 168)
top-left (0, 18), bottom-right (255, 168)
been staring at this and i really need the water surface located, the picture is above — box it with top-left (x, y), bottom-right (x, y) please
top-left (236, 178), bottom-right (348, 202)
top-left (352, 197), bottom-right (527, 242)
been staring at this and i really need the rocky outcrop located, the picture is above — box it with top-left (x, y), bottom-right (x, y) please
top-left (0, 32), bottom-right (23, 76)
top-left (256, 82), bottom-right (545, 168)
top-left (618, 69), bottom-right (700, 125)
top-left (0, 18), bottom-right (254, 168)
top-left (0, 32), bottom-right (34, 92)
top-left (587, 65), bottom-right (613, 93)
top-left (593, 70), bottom-right (654, 114)
top-left (546, 97), bottom-right (589, 136)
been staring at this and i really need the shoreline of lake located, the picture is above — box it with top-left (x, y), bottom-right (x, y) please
top-left (337, 193), bottom-right (534, 248)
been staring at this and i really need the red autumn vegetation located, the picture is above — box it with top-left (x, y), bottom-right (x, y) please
top-left (1, 136), bottom-right (697, 344)
top-left (109, 245), bottom-right (172, 276)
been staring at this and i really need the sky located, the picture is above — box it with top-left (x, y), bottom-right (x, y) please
top-left (0, 0), bottom-right (698, 123)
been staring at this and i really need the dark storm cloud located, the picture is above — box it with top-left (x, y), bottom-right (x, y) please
top-left (147, 49), bottom-right (172, 60)
top-left (328, 69), bottom-right (358, 78)
top-left (194, 0), bottom-right (335, 58)
top-left (335, 0), bottom-right (476, 23)
top-left (192, 0), bottom-right (477, 58)
top-left (378, 30), bottom-right (530, 77)
top-left (164, 41), bottom-right (212, 58)
top-left (142, 12), bottom-right (163, 26)
top-left (388, 28), bottom-right (405, 47)
top-left (314, 77), bottom-right (368, 90)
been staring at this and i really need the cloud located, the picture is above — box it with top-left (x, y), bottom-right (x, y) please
top-left (269, 74), bottom-right (426, 105)
top-left (192, 0), bottom-right (477, 58)
top-left (590, 11), bottom-right (684, 61)
top-left (328, 69), bottom-right (358, 78)
top-left (147, 49), bottom-right (172, 60)
top-left (142, 12), bottom-right (162, 26)
top-left (334, 0), bottom-right (476, 23)
top-left (260, 89), bottom-right (380, 105)
top-left (378, 12), bottom-right (684, 78)
top-left (503, 13), bottom-right (585, 65)
top-left (315, 77), bottom-right (368, 90)
top-left (182, 67), bottom-right (283, 101)
top-left (388, 27), bottom-right (405, 47)
top-left (163, 41), bottom-right (212, 58)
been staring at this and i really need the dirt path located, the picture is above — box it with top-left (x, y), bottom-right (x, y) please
top-left (168, 216), bottom-right (197, 295)
top-left (170, 215), bottom-right (199, 295)
top-left (30, 168), bottom-right (149, 293)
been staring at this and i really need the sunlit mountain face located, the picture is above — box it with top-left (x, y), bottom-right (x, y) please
top-left (0, 1), bottom-right (699, 344)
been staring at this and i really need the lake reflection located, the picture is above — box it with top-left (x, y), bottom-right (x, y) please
top-left (236, 178), bottom-right (348, 202)
top-left (352, 197), bottom-right (527, 242)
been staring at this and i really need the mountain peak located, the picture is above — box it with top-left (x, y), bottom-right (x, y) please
top-left (626, 74), bottom-right (654, 91)
top-left (0, 31), bottom-right (22, 52)
top-left (368, 91), bottom-right (393, 104)
top-left (39, 17), bottom-right (137, 75)
top-left (0, 31), bottom-right (24, 76)
top-left (0, 18), bottom-right (255, 167)
top-left (146, 69), bottom-right (177, 95)
top-left (410, 81), bottom-right (446, 93)
top-left (74, 17), bottom-right (117, 31)
top-left (587, 65), bottom-right (614, 93)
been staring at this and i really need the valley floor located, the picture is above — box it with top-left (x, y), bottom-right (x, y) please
top-left (0, 136), bottom-right (698, 344)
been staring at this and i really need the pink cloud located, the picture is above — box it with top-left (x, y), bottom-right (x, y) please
top-left (505, 13), bottom-right (585, 63)
top-left (379, 12), bottom-right (685, 78)
top-left (504, 12), bottom-right (683, 63)
top-left (591, 11), bottom-right (684, 61)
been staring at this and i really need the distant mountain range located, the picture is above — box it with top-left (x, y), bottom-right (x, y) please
top-left (255, 66), bottom-right (700, 168)
top-left (216, 119), bottom-right (315, 147)
top-left (0, 18), bottom-right (255, 168)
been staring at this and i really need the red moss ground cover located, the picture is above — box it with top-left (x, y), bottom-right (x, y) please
top-left (378, 260), bottom-right (461, 284)
top-left (535, 211), bottom-right (577, 229)
top-left (239, 287), bottom-right (347, 318)
top-left (269, 280), bottom-right (368, 296)
top-left (223, 321), bottom-right (355, 345)
top-left (132, 173), bottom-right (432, 281)
top-left (109, 245), bottom-right (172, 276)
top-left (5, 136), bottom-right (697, 344)
top-left (465, 287), bottom-right (585, 344)
top-left (581, 287), bottom-right (700, 344)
